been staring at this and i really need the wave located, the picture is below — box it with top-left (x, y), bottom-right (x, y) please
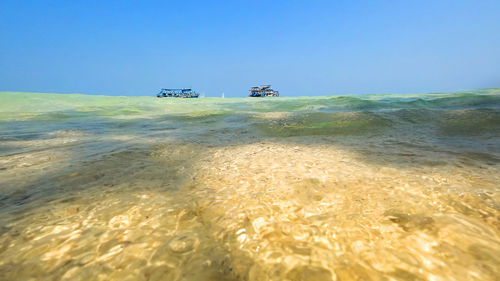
top-left (1, 89), bottom-right (499, 139)
top-left (322, 90), bottom-right (500, 111)
top-left (254, 107), bottom-right (500, 138)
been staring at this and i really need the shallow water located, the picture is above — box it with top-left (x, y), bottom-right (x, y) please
top-left (0, 90), bottom-right (500, 280)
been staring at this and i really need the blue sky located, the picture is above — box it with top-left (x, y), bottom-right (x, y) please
top-left (1, 0), bottom-right (499, 97)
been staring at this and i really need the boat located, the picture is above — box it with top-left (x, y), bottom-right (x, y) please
top-left (157, 88), bottom-right (200, 98)
top-left (249, 85), bottom-right (279, 97)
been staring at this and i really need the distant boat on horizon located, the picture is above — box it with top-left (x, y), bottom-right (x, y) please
top-left (156, 88), bottom-right (199, 98)
top-left (249, 85), bottom-right (279, 97)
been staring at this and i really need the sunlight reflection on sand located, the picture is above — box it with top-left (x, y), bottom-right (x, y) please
top-left (1, 139), bottom-right (499, 280)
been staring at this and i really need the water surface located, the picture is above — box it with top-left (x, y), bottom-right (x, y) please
top-left (1, 90), bottom-right (500, 280)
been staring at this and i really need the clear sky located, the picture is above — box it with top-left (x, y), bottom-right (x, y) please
top-left (1, 1), bottom-right (499, 97)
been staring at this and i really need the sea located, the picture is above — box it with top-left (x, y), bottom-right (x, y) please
top-left (0, 89), bottom-right (499, 281)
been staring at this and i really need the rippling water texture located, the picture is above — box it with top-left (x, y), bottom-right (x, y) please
top-left (1, 89), bottom-right (500, 281)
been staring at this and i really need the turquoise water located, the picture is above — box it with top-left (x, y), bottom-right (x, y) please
top-left (0, 89), bottom-right (500, 280)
